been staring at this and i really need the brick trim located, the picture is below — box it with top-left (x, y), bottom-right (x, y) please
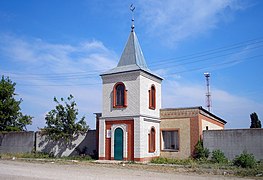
top-left (190, 116), bottom-right (199, 156)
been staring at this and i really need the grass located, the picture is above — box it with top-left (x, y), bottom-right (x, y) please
top-left (150, 157), bottom-right (263, 177)
top-left (0, 152), bottom-right (93, 162)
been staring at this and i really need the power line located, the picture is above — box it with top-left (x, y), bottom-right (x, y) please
top-left (150, 37), bottom-right (263, 66)
top-left (150, 44), bottom-right (263, 69)
top-left (165, 54), bottom-right (263, 76)
top-left (4, 37), bottom-right (263, 78)
top-left (3, 37), bottom-right (263, 86)
top-left (16, 54), bottom-right (263, 86)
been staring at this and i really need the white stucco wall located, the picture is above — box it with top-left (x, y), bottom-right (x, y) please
top-left (101, 71), bottom-right (140, 118)
top-left (134, 116), bottom-right (160, 159)
top-left (201, 119), bottom-right (223, 131)
top-left (98, 118), bottom-right (105, 158)
top-left (139, 72), bottom-right (162, 118)
top-left (101, 71), bottom-right (162, 119)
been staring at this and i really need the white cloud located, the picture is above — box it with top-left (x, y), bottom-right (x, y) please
top-left (1, 31), bottom-right (261, 131)
top-left (0, 34), bottom-right (118, 130)
top-left (162, 79), bottom-right (263, 129)
top-left (138, 0), bottom-right (247, 45)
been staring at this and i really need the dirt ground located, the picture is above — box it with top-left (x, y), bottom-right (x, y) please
top-left (0, 159), bottom-right (255, 180)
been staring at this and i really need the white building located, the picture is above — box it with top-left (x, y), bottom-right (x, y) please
top-left (98, 25), bottom-right (163, 161)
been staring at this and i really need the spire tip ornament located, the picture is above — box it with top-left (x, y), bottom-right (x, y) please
top-left (130, 4), bottom-right (135, 31)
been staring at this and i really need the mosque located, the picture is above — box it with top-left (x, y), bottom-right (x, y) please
top-left (96, 17), bottom-right (226, 162)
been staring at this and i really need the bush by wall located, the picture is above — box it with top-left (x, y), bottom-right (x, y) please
top-left (233, 151), bottom-right (256, 168)
top-left (211, 149), bottom-right (228, 164)
top-left (194, 140), bottom-right (210, 160)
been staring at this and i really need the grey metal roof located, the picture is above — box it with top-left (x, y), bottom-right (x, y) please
top-left (117, 30), bottom-right (148, 68)
top-left (100, 30), bottom-right (163, 80)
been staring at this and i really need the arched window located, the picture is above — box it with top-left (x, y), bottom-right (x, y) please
top-left (113, 82), bottom-right (127, 108)
top-left (149, 127), bottom-right (156, 153)
top-left (149, 85), bottom-right (156, 110)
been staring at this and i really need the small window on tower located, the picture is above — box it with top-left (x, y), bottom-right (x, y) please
top-left (149, 127), bottom-right (156, 153)
top-left (149, 85), bottom-right (156, 110)
top-left (113, 82), bottom-right (127, 108)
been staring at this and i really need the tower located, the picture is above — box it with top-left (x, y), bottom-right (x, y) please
top-left (204, 72), bottom-right (211, 112)
top-left (98, 14), bottom-right (163, 161)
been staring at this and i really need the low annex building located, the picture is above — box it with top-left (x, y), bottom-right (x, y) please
top-left (160, 107), bottom-right (226, 159)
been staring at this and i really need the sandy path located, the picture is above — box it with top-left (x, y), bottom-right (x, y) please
top-left (0, 160), bottom-right (252, 180)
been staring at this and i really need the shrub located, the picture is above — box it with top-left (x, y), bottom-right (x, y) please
top-left (194, 140), bottom-right (210, 159)
top-left (233, 151), bottom-right (256, 168)
top-left (211, 149), bottom-right (228, 164)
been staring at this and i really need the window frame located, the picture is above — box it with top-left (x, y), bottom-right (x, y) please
top-left (148, 84), bottom-right (156, 110)
top-left (161, 129), bottom-right (180, 152)
top-left (148, 127), bottom-right (156, 153)
top-left (113, 82), bottom-right (127, 108)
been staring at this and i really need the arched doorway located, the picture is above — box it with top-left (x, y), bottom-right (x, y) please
top-left (114, 128), bottom-right (123, 160)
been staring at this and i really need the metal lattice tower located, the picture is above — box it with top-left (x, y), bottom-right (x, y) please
top-left (204, 72), bottom-right (211, 112)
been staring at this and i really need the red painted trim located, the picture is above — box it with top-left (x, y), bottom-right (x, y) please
top-left (149, 126), bottom-right (156, 153)
top-left (105, 120), bottom-right (134, 161)
top-left (134, 156), bottom-right (159, 162)
top-left (149, 84), bottom-right (156, 110)
top-left (99, 157), bottom-right (105, 160)
top-left (113, 82), bottom-right (127, 108)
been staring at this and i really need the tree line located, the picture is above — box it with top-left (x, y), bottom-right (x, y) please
top-left (0, 75), bottom-right (261, 137)
top-left (0, 75), bottom-right (88, 140)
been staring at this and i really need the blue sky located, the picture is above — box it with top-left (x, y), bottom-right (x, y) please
top-left (0, 0), bottom-right (263, 130)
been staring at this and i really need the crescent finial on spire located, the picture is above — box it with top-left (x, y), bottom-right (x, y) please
top-left (130, 4), bottom-right (135, 31)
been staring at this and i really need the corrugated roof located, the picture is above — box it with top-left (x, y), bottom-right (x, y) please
top-left (100, 30), bottom-right (162, 80)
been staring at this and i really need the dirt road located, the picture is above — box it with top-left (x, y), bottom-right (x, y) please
top-left (0, 160), bottom-right (252, 180)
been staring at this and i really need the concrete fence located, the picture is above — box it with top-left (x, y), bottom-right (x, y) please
top-left (0, 131), bottom-right (35, 154)
top-left (0, 130), bottom-right (97, 158)
top-left (36, 130), bottom-right (97, 157)
top-left (203, 129), bottom-right (263, 160)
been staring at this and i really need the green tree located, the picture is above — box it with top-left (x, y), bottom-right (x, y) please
top-left (250, 112), bottom-right (261, 128)
top-left (43, 94), bottom-right (88, 140)
top-left (0, 76), bottom-right (32, 131)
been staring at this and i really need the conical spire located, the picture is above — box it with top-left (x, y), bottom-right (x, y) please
top-left (100, 5), bottom-right (162, 80)
top-left (117, 30), bottom-right (148, 70)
